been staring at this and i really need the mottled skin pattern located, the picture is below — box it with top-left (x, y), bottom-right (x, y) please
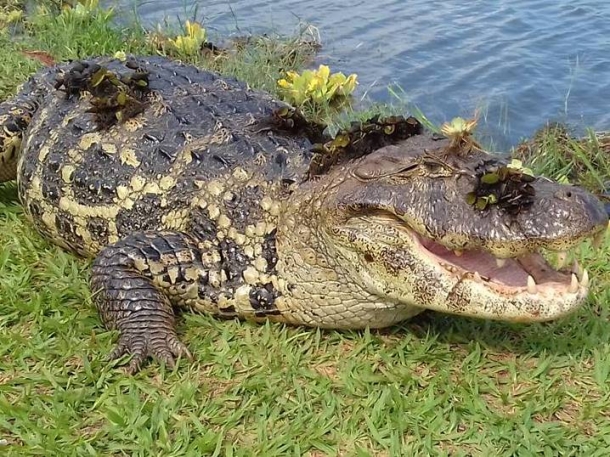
top-left (0, 56), bottom-right (608, 373)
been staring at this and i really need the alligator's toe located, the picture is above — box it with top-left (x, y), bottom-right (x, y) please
top-left (106, 328), bottom-right (191, 375)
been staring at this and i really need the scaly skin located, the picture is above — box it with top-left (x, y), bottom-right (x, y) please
top-left (0, 80), bottom-right (41, 182)
top-left (0, 55), bottom-right (607, 373)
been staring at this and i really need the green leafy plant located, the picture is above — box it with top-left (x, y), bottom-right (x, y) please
top-left (167, 20), bottom-right (207, 57)
top-left (440, 115), bottom-right (481, 151)
top-left (57, 0), bottom-right (108, 21)
top-left (277, 64), bottom-right (357, 107)
top-left (0, 8), bottom-right (23, 29)
top-left (466, 158), bottom-right (536, 213)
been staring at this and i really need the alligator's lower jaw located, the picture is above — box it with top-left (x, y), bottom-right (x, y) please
top-left (415, 234), bottom-right (590, 298)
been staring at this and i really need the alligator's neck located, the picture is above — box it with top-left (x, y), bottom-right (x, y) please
top-left (269, 169), bottom-right (422, 328)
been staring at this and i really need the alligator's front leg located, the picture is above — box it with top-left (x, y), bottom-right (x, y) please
top-left (0, 84), bottom-right (42, 182)
top-left (90, 231), bottom-right (216, 373)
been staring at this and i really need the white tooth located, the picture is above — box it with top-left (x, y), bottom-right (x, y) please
top-left (556, 251), bottom-right (567, 269)
top-left (592, 232), bottom-right (604, 249)
top-left (496, 258), bottom-right (506, 268)
top-left (454, 250), bottom-right (463, 257)
top-left (527, 275), bottom-right (537, 294)
top-left (569, 273), bottom-right (579, 293)
top-left (473, 271), bottom-right (482, 283)
top-left (581, 269), bottom-right (589, 288)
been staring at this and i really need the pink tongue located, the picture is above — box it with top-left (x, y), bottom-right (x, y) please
top-left (421, 239), bottom-right (529, 287)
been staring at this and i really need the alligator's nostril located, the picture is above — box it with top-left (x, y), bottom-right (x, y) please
top-left (555, 189), bottom-right (573, 199)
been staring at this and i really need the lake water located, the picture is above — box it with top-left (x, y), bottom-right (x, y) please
top-left (115, 0), bottom-right (610, 149)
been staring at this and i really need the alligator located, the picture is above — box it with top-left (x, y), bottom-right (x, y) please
top-left (0, 55), bottom-right (607, 373)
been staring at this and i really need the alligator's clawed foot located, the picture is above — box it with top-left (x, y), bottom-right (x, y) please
top-left (107, 329), bottom-right (193, 374)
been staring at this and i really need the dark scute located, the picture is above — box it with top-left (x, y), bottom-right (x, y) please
top-left (28, 201), bottom-right (43, 218)
top-left (212, 154), bottom-right (232, 168)
top-left (249, 282), bottom-right (279, 313)
top-left (46, 153), bottom-right (63, 172)
top-left (41, 181), bottom-right (61, 202)
top-left (262, 229), bottom-right (278, 271)
top-left (87, 217), bottom-right (109, 239)
top-left (190, 209), bottom-right (217, 242)
top-left (219, 239), bottom-right (249, 283)
top-left (157, 145), bottom-right (180, 162)
top-left (135, 245), bottom-right (160, 262)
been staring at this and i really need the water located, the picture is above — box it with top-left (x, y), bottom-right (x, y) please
top-left (116, 0), bottom-right (610, 149)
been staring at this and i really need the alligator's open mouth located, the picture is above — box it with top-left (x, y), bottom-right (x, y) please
top-left (413, 231), bottom-right (601, 297)
top-left (355, 212), bottom-right (603, 300)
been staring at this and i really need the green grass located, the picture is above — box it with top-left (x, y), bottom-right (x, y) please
top-left (514, 123), bottom-right (610, 195)
top-left (1, 3), bottom-right (610, 456)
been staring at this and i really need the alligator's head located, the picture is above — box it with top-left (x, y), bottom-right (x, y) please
top-left (288, 133), bottom-right (608, 325)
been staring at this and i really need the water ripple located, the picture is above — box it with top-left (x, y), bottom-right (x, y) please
top-left (115, 0), bottom-right (610, 146)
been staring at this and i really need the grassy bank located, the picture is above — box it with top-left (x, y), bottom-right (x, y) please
top-left (1, 2), bottom-right (609, 456)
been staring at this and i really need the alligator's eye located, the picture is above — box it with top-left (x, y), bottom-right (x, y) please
top-left (420, 158), bottom-right (453, 178)
top-left (353, 156), bottom-right (417, 181)
top-left (423, 161), bottom-right (445, 173)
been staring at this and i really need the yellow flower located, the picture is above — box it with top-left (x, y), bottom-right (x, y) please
top-left (441, 117), bottom-right (478, 138)
top-left (276, 64), bottom-right (358, 107)
top-left (185, 20), bottom-right (205, 41)
top-left (168, 21), bottom-right (207, 57)
top-left (114, 51), bottom-right (127, 62)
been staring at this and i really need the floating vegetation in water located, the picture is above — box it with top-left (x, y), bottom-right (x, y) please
top-left (277, 64), bottom-right (358, 108)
